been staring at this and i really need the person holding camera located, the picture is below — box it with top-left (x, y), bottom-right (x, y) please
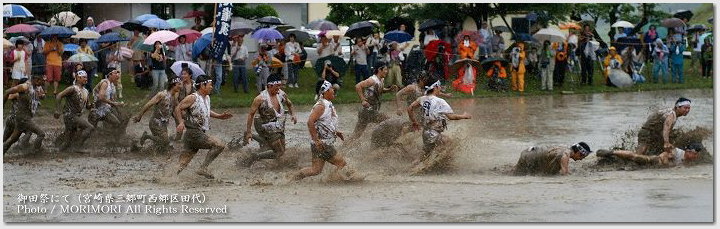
top-left (320, 60), bottom-right (341, 93)
top-left (578, 25), bottom-right (598, 86)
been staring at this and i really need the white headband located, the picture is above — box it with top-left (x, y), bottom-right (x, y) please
top-left (195, 79), bottom-right (212, 86)
top-left (267, 80), bottom-right (283, 86)
top-left (320, 80), bottom-right (332, 94)
top-left (424, 80), bottom-right (441, 95)
top-left (676, 101), bottom-right (691, 107)
top-left (170, 77), bottom-right (181, 84)
top-left (76, 70), bottom-right (88, 77)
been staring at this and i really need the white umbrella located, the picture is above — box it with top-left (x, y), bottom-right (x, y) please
top-left (3, 38), bottom-right (12, 48)
top-left (608, 69), bottom-right (633, 88)
top-left (611, 20), bottom-right (634, 28)
top-left (48, 11), bottom-right (81, 27)
top-left (71, 30), bottom-right (101, 39)
top-left (170, 61), bottom-right (205, 79)
top-left (200, 27), bottom-right (214, 35)
top-left (532, 28), bottom-right (566, 43)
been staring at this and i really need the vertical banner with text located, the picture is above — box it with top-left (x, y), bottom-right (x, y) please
top-left (211, 3), bottom-right (233, 61)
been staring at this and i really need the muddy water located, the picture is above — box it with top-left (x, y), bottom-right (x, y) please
top-left (3, 89), bottom-right (713, 222)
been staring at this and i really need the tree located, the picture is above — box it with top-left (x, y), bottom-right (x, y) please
top-left (326, 3), bottom-right (409, 27)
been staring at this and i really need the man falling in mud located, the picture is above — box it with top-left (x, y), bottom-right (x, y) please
top-left (353, 61), bottom-right (398, 138)
top-left (239, 73), bottom-right (297, 167)
top-left (595, 142), bottom-right (703, 167)
top-left (54, 70), bottom-right (94, 152)
top-left (3, 75), bottom-right (46, 153)
top-left (89, 67), bottom-right (127, 134)
top-left (174, 75), bottom-right (233, 179)
top-left (407, 80), bottom-right (472, 170)
top-left (633, 97), bottom-right (692, 156)
top-left (513, 142), bottom-right (592, 176)
top-left (289, 81), bottom-right (359, 181)
top-left (132, 76), bottom-right (182, 151)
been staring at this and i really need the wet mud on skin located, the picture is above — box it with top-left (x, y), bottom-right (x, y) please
top-left (3, 89), bottom-right (713, 222)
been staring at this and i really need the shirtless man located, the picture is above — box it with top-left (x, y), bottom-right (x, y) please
top-left (3, 75), bottom-right (46, 152)
top-left (239, 73), bottom-right (297, 167)
top-left (54, 70), bottom-right (94, 152)
top-left (174, 75), bottom-right (233, 179)
top-left (133, 76), bottom-right (182, 151)
top-left (596, 142), bottom-right (703, 167)
top-left (635, 97), bottom-right (692, 156)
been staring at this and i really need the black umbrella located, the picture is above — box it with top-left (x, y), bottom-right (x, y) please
top-left (283, 29), bottom-right (312, 43)
top-left (314, 55), bottom-right (348, 78)
top-left (480, 57), bottom-right (509, 71)
top-left (307, 19), bottom-right (337, 31)
top-left (492, 26), bottom-right (511, 33)
top-left (385, 16), bottom-right (415, 38)
top-left (121, 19), bottom-right (149, 33)
top-left (673, 10), bottom-right (693, 21)
top-left (613, 37), bottom-right (642, 54)
top-left (687, 24), bottom-right (708, 33)
top-left (418, 19), bottom-right (445, 31)
top-left (257, 16), bottom-right (284, 25)
top-left (709, 17), bottom-right (713, 24)
top-left (345, 21), bottom-right (374, 38)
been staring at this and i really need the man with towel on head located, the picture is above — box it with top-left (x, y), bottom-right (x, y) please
top-left (619, 97), bottom-right (692, 156)
top-left (513, 142), bottom-right (593, 176)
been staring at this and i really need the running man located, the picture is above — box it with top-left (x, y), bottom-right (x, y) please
top-left (289, 81), bottom-right (358, 181)
top-left (3, 75), bottom-right (46, 152)
top-left (89, 67), bottom-right (126, 132)
top-left (596, 142), bottom-right (703, 167)
top-left (54, 70), bottom-right (94, 152)
top-left (634, 97), bottom-right (692, 156)
top-left (513, 142), bottom-right (593, 176)
top-left (174, 75), bottom-right (233, 179)
top-left (132, 76), bottom-right (182, 151)
top-left (353, 61), bottom-right (398, 137)
top-left (240, 73), bottom-right (297, 167)
top-left (407, 80), bottom-right (472, 164)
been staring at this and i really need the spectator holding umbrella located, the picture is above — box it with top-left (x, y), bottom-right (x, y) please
top-left (490, 30), bottom-right (505, 57)
top-left (700, 37), bottom-right (712, 78)
top-left (317, 33), bottom-right (336, 59)
top-left (539, 40), bottom-right (555, 91)
top-left (603, 46), bottom-right (623, 86)
top-left (643, 25), bottom-right (658, 62)
top-left (366, 31), bottom-right (382, 72)
top-left (77, 39), bottom-right (96, 91)
top-left (553, 40), bottom-right (569, 87)
top-left (385, 41), bottom-right (404, 88)
top-left (285, 33), bottom-right (302, 88)
top-left (43, 35), bottom-right (64, 95)
top-left (351, 37), bottom-right (370, 84)
top-left (106, 42), bottom-right (124, 98)
top-left (174, 35), bottom-right (192, 62)
top-left (149, 41), bottom-right (168, 94)
top-left (30, 36), bottom-right (45, 77)
top-left (84, 17), bottom-right (97, 32)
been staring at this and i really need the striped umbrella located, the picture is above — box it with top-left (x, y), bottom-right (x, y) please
top-left (5, 24), bottom-right (39, 33)
top-left (3, 4), bottom-right (33, 18)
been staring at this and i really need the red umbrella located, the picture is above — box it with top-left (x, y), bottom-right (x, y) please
top-left (5, 24), bottom-right (39, 33)
top-left (424, 40), bottom-right (451, 61)
top-left (455, 30), bottom-right (482, 45)
top-left (167, 29), bottom-right (201, 46)
top-left (182, 10), bottom-right (205, 19)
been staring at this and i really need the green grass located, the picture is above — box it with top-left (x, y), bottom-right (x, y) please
top-left (689, 3), bottom-right (713, 27)
top-left (10, 58), bottom-right (714, 114)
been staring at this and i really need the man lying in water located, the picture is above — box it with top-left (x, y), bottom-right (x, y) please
top-left (595, 142), bottom-right (704, 167)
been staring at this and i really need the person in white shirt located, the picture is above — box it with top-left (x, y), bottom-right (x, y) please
top-left (352, 37), bottom-right (370, 83)
top-left (11, 40), bottom-right (29, 85)
top-left (366, 32), bottom-right (382, 72)
top-left (174, 35), bottom-right (192, 62)
top-left (284, 34), bottom-right (302, 88)
top-left (231, 35), bottom-right (249, 93)
top-left (423, 30), bottom-right (439, 46)
top-left (317, 34), bottom-right (336, 59)
top-left (332, 35), bottom-right (343, 57)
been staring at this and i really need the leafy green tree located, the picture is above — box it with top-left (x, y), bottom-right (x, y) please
top-left (326, 3), bottom-right (408, 27)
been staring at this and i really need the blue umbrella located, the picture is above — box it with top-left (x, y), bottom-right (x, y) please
top-left (87, 40), bottom-right (100, 51)
top-left (142, 18), bottom-right (170, 30)
top-left (512, 33), bottom-right (537, 42)
top-left (3, 4), bottom-right (34, 18)
top-left (251, 28), bottom-right (284, 41)
top-left (384, 30), bottom-right (412, 43)
top-left (192, 33), bottom-right (212, 59)
top-left (135, 14), bottom-right (159, 23)
top-left (39, 26), bottom-right (76, 38)
top-left (96, 32), bottom-right (129, 43)
top-left (63, 43), bottom-right (79, 53)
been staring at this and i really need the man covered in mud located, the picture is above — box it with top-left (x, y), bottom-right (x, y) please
top-left (353, 61), bottom-right (398, 137)
top-left (132, 76), bottom-right (182, 151)
top-left (54, 70), bottom-right (94, 152)
top-left (89, 67), bottom-right (126, 132)
top-left (634, 97), bottom-right (692, 156)
top-left (513, 142), bottom-right (592, 176)
top-left (174, 75), bottom-right (233, 179)
top-left (289, 81), bottom-right (359, 181)
top-left (407, 80), bottom-right (472, 167)
top-left (238, 73), bottom-right (298, 167)
top-left (595, 142), bottom-right (703, 167)
top-left (3, 75), bottom-right (46, 152)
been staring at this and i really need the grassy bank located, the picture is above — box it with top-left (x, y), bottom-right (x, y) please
top-left (10, 59), bottom-right (714, 113)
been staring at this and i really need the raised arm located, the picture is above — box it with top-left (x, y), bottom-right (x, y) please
top-left (3, 83), bottom-right (28, 104)
top-left (132, 92), bottom-right (163, 123)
